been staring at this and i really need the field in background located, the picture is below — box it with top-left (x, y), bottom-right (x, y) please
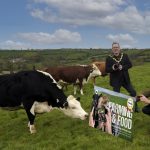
top-left (0, 48), bottom-right (149, 73)
top-left (0, 49), bottom-right (150, 149)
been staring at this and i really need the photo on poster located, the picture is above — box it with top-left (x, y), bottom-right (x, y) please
top-left (89, 86), bottom-right (135, 141)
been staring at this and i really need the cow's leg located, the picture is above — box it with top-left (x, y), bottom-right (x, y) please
top-left (80, 88), bottom-right (84, 95)
top-left (25, 110), bottom-right (36, 134)
top-left (62, 83), bottom-right (68, 91)
top-left (73, 85), bottom-right (77, 95)
top-left (22, 100), bottom-right (36, 134)
top-left (79, 82), bottom-right (84, 95)
top-left (93, 77), bottom-right (96, 85)
top-left (64, 84), bottom-right (68, 91)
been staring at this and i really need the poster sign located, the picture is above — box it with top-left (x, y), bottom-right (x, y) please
top-left (89, 86), bottom-right (135, 141)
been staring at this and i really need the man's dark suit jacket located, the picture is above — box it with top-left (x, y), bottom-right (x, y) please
top-left (105, 53), bottom-right (132, 87)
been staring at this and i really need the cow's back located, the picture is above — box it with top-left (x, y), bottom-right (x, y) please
top-left (0, 71), bottom-right (53, 107)
top-left (0, 73), bottom-right (24, 107)
top-left (45, 67), bottom-right (61, 81)
top-left (45, 66), bottom-right (91, 83)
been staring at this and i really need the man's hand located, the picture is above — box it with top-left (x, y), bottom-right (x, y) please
top-left (112, 63), bottom-right (119, 70)
top-left (140, 95), bottom-right (150, 104)
top-left (118, 64), bottom-right (123, 70)
top-left (112, 63), bottom-right (122, 71)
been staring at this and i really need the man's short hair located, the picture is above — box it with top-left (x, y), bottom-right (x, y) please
top-left (112, 42), bottom-right (120, 47)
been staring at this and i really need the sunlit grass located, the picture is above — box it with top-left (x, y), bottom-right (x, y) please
top-left (0, 63), bottom-right (150, 150)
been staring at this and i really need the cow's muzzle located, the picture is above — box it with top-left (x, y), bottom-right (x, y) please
top-left (84, 113), bottom-right (88, 119)
top-left (80, 113), bottom-right (88, 120)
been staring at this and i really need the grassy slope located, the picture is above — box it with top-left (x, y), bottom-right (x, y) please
top-left (0, 64), bottom-right (150, 150)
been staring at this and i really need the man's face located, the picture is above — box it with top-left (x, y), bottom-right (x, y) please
top-left (112, 43), bottom-right (120, 56)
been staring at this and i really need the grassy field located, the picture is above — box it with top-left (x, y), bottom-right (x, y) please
top-left (0, 61), bottom-right (150, 150)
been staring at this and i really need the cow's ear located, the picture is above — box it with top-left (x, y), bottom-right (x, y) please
top-left (76, 97), bottom-right (80, 101)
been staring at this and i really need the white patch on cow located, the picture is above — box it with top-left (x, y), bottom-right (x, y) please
top-left (58, 79), bottom-right (67, 84)
top-left (30, 101), bottom-right (52, 115)
top-left (58, 80), bottom-right (68, 89)
top-left (79, 65), bottom-right (88, 67)
top-left (74, 78), bottom-right (86, 95)
top-left (27, 122), bottom-right (36, 134)
top-left (61, 95), bottom-right (88, 120)
top-left (28, 122), bottom-right (30, 128)
top-left (87, 64), bottom-right (101, 81)
top-left (37, 70), bottom-right (62, 89)
top-left (76, 78), bottom-right (80, 83)
top-left (82, 78), bottom-right (88, 84)
top-left (30, 102), bottom-right (37, 115)
top-left (56, 99), bottom-right (59, 103)
top-left (80, 89), bottom-right (84, 95)
top-left (29, 124), bottom-right (36, 134)
top-left (74, 85), bottom-right (77, 95)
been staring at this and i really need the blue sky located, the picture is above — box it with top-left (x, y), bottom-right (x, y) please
top-left (0, 0), bottom-right (150, 49)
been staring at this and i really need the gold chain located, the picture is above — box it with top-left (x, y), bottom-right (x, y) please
top-left (109, 53), bottom-right (123, 63)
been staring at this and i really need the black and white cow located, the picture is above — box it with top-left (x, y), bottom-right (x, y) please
top-left (0, 70), bottom-right (88, 133)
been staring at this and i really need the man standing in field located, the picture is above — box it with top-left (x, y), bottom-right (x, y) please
top-left (105, 42), bottom-right (139, 112)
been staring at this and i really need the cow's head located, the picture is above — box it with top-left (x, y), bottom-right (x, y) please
top-left (92, 62), bottom-right (107, 76)
top-left (37, 70), bottom-right (68, 108)
top-left (61, 95), bottom-right (88, 120)
top-left (89, 64), bottom-right (102, 78)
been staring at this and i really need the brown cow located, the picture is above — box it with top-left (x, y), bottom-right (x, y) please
top-left (44, 64), bottom-right (101, 95)
top-left (91, 61), bottom-right (107, 84)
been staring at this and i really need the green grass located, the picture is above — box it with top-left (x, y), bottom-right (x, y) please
top-left (0, 63), bottom-right (150, 150)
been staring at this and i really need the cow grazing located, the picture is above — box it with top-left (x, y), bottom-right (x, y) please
top-left (91, 61), bottom-right (107, 84)
top-left (44, 64), bottom-right (101, 95)
top-left (0, 70), bottom-right (88, 134)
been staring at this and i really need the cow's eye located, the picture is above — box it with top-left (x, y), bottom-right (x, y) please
top-left (71, 107), bottom-right (76, 109)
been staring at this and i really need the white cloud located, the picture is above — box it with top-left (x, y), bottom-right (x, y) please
top-left (121, 44), bottom-right (133, 48)
top-left (30, 0), bottom-right (125, 23)
top-left (106, 33), bottom-right (137, 48)
top-left (30, 0), bottom-right (150, 34)
top-left (0, 29), bottom-right (82, 49)
top-left (32, 0), bottom-right (125, 14)
top-left (103, 6), bottom-right (146, 34)
top-left (107, 33), bottom-right (136, 43)
top-left (18, 29), bottom-right (81, 44)
top-left (0, 40), bottom-right (29, 50)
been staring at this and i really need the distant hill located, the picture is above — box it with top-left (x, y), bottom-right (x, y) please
top-left (0, 49), bottom-right (149, 73)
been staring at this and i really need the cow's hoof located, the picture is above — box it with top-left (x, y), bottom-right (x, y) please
top-left (30, 125), bottom-right (37, 134)
top-left (30, 129), bottom-right (36, 134)
top-left (27, 122), bottom-right (30, 128)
